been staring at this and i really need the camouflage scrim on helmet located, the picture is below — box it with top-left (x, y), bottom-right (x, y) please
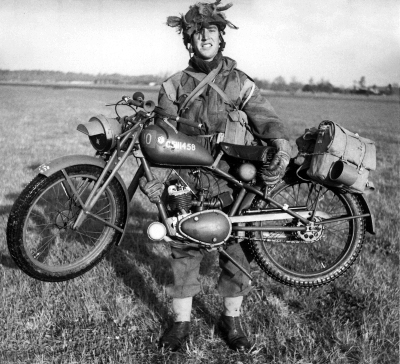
top-left (166, 1), bottom-right (238, 46)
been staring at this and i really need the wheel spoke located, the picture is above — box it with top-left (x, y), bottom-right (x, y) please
top-left (14, 166), bottom-right (123, 280)
top-left (249, 179), bottom-right (364, 286)
top-left (33, 235), bottom-right (57, 260)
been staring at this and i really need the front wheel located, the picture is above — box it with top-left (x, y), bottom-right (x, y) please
top-left (248, 180), bottom-right (366, 287)
top-left (7, 164), bottom-right (127, 282)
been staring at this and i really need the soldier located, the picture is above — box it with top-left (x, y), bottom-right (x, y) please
top-left (140, 1), bottom-right (291, 352)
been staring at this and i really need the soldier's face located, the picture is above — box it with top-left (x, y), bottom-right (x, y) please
top-left (192, 25), bottom-right (220, 61)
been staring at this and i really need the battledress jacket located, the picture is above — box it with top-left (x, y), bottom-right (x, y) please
top-left (157, 56), bottom-right (288, 153)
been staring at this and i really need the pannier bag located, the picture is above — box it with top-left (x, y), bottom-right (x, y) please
top-left (296, 120), bottom-right (376, 193)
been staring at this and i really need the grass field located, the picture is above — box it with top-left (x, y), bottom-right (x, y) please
top-left (0, 85), bottom-right (399, 363)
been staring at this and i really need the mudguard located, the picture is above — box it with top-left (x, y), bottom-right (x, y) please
top-left (35, 154), bottom-right (130, 246)
top-left (35, 154), bottom-right (129, 207)
top-left (355, 194), bottom-right (375, 235)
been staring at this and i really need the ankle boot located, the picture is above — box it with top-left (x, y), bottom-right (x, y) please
top-left (159, 321), bottom-right (191, 352)
top-left (218, 315), bottom-right (252, 352)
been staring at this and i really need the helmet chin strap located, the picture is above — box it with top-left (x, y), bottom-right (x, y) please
top-left (219, 33), bottom-right (226, 52)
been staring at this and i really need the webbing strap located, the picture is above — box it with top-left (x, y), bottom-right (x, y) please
top-left (183, 67), bottom-right (237, 110)
top-left (180, 62), bottom-right (223, 113)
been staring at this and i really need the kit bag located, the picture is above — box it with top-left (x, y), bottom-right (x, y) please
top-left (224, 109), bottom-right (255, 145)
top-left (297, 120), bottom-right (376, 193)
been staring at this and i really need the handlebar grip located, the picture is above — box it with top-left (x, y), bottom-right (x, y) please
top-left (122, 95), bottom-right (143, 107)
top-left (127, 99), bottom-right (143, 107)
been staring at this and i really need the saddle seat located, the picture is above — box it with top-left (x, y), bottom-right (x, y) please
top-left (220, 142), bottom-right (276, 162)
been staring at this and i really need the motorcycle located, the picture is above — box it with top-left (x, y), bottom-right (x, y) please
top-left (6, 92), bottom-right (375, 287)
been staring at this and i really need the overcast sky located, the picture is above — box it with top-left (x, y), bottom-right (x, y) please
top-left (1, 0), bottom-right (399, 87)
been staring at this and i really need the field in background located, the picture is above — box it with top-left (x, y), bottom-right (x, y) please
top-left (0, 85), bottom-right (398, 363)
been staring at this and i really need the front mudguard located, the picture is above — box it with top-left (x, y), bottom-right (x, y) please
top-left (36, 154), bottom-right (130, 244)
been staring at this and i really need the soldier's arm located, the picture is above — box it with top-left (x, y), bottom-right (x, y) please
top-left (239, 74), bottom-right (289, 142)
top-left (157, 74), bottom-right (183, 127)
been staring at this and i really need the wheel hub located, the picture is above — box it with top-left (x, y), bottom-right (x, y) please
top-left (55, 209), bottom-right (77, 229)
top-left (296, 216), bottom-right (324, 242)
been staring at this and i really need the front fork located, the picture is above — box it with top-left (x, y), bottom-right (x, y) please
top-left (138, 157), bottom-right (173, 235)
top-left (72, 127), bottom-right (140, 231)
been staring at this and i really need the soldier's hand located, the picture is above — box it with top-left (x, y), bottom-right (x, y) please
top-left (139, 177), bottom-right (165, 203)
top-left (262, 139), bottom-right (291, 185)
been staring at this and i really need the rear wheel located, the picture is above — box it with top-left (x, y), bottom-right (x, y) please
top-left (7, 165), bottom-right (127, 282)
top-left (248, 180), bottom-right (365, 287)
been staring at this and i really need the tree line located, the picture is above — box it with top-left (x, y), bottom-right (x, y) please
top-left (0, 69), bottom-right (397, 96)
top-left (0, 69), bottom-right (165, 86)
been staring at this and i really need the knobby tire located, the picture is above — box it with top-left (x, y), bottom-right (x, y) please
top-left (248, 179), bottom-right (366, 287)
top-left (6, 165), bottom-right (127, 282)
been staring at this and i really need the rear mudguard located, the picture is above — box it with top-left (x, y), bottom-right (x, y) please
top-left (354, 194), bottom-right (375, 235)
top-left (36, 154), bottom-right (130, 244)
top-left (237, 175), bottom-right (375, 235)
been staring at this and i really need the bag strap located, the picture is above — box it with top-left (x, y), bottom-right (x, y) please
top-left (335, 122), bottom-right (367, 171)
top-left (180, 62), bottom-right (223, 113)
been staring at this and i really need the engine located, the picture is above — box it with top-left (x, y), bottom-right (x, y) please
top-left (161, 181), bottom-right (234, 246)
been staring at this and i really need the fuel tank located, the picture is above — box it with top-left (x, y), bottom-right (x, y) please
top-left (139, 124), bottom-right (214, 166)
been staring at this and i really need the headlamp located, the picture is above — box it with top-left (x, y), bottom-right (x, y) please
top-left (77, 114), bottom-right (122, 153)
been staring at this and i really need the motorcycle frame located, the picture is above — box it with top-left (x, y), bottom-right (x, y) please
top-left (71, 120), bottom-right (371, 238)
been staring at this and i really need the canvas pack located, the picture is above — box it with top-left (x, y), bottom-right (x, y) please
top-left (296, 120), bottom-right (376, 193)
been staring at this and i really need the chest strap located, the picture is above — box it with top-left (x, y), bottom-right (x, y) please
top-left (183, 67), bottom-right (237, 110)
top-left (179, 63), bottom-right (223, 114)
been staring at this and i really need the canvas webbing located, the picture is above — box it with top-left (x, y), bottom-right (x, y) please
top-left (183, 68), bottom-right (237, 110)
top-left (179, 62), bottom-right (223, 113)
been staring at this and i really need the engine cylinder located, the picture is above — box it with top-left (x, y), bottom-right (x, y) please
top-left (167, 185), bottom-right (192, 212)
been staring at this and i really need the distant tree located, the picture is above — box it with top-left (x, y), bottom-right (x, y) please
top-left (253, 78), bottom-right (270, 90)
top-left (315, 79), bottom-right (333, 93)
top-left (302, 84), bottom-right (314, 93)
top-left (359, 76), bottom-right (366, 88)
top-left (271, 76), bottom-right (287, 91)
top-left (289, 76), bottom-right (303, 92)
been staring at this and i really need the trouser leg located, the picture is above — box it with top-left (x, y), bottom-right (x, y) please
top-left (217, 241), bottom-right (254, 297)
top-left (166, 245), bottom-right (204, 298)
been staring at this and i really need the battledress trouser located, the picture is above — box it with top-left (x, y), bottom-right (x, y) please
top-left (156, 160), bottom-right (254, 298)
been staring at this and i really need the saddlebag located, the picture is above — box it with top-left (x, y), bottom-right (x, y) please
top-left (296, 120), bottom-right (376, 193)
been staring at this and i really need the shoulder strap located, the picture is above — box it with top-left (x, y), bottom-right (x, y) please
top-left (180, 62), bottom-right (223, 113)
top-left (183, 68), bottom-right (237, 109)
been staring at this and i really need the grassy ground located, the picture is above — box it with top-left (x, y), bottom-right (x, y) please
top-left (0, 85), bottom-right (398, 363)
